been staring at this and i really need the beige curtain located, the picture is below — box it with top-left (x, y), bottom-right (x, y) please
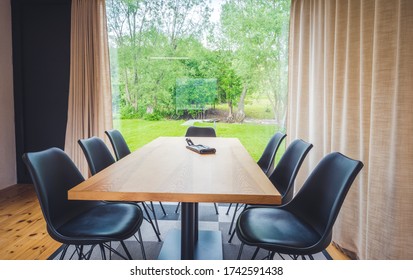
top-left (65, 0), bottom-right (113, 177)
top-left (287, 0), bottom-right (413, 259)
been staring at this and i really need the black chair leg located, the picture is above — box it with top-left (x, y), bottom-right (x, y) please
top-left (99, 244), bottom-right (107, 260)
top-left (107, 241), bottom-right (113, 260)
top-left (149, 201), bottom-right (161, 235)
top-left (120, 240), bottom-right (133, 260)
top-left (159, 202), bottom-right (167, 216)
top-left (237, 243), bottom-right (245, 260)
top-left (213, 203), bottom-right (219, 215)
top-left (269, 251), bottom-right (276, 260)
top-left (141, 202), bottom-right (162, 242)
top-left (228, 203), bottom-right (239, 234)
top-left (84, 244), bottom-right (97, 260)
top-left (135, 229), bottom-right (147, 260)
top-left (251, 247), bottom-right (260, 260)
top-left (226, 203), bottom-right (233, 215)
top-left (175, 202), bottom-right (180, 213)
top-left (59, 244), bottom-right (70, 260)
top-left (228, 227), bottom-right (236, 243)
top-left (78, 245), bottom-right (84, 260)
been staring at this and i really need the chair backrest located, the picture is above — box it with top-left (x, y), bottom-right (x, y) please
top-left (22, 148), bottom-right (94, 239)
top-left (285, 152), bottom-right (363, 250)
top-left (78, 137), bottom-right (115, 175)
top-left (105, 129), bottom-right (131, 161)
top-left (268, 139), bottom-right (313, 204)
top-left (185, 126), bottom-right (216, 137)
top-left (257, 132), bottom-right (287, 175)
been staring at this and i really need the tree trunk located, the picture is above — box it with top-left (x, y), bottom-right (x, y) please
top-left (124, 69), bottom-right (138, 111)
top-left (227, 100), bottom-right (234, 123)
top-left (235, 84), bottom-right (248, 122)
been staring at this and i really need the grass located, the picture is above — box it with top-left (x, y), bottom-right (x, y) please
top-left (113, 119), bottom-right (285, 161)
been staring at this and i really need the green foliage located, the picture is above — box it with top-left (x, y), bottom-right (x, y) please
top-left (143, 112), bottom-right (163, 121)
top-left (175, 78), bottom-right (217, 110)
top-left (106, 0), bottom-right (290, 122)
top-left (214, 51), bottom-right (243, 104)
top-left (119, 104), bottom-right (142, 119)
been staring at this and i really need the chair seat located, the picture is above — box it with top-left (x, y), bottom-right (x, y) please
top-left (236, 207), bottom-right (321, 254)
top-left (56, 203), bottom-right (143, 244)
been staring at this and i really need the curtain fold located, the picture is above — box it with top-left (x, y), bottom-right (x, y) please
top-left (65, 0), bottom-right (113, 177)
top-left (288, 0), bottom-right (413, 259)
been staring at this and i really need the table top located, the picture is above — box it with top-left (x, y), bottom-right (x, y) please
top-left (68, 137), bottom-right (281, 205)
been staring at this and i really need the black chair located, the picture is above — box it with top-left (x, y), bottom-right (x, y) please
top-left (257, 132), bottom-right (287, 175)
top-left (105, 129), bottom-right (167, 218)
top-left (22, 147), bottom-right (146, 260)
top-left (185, 126), bottom-right (216, 137)
top-left (175, 125), bottom-right (219, 214)
top-left (78, 136), bottom-right (115, 175)
top-left (227, 139), bottom-right (313, 240)
top-left (225, 131), bottom-right (286, 216)
top-left (267, 139), bottom-right (313, 204)
top-left (104, 129), bottom-right (131, 161)
top-left (78, 137), bottom-right (162, 242)
top-left (235, 152), bottom-right (363, 260)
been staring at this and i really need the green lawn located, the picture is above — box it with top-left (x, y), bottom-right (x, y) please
top-left (114, 119), bottom-right (285, 161)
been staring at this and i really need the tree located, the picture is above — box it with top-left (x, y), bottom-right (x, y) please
top-left (219, 0), bottom-right (290, 123)
top-left (107, 0), bottom-right (213, 117)
top-left (106, 0), bottom-right (290, 123)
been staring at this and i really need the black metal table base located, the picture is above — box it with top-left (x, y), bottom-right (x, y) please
top-left (158, 202), bottom-right (223, 260)
top-left (158, 229), bottom-right (223, 260)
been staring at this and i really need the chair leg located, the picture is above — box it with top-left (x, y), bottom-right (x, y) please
top-left (228, 203), bottom-right (239, 234)
top-left (213, 203), bottom-right (219, 215)
top-left (99, 244), bottom-right (107, 260)
top-left (226, 203), bottom-right (233, 215)
top-left (288, 254), bottom-right (299, 260)
top-left (228, 204), bottom-right (248, 235)
top-left (237, 243), bottom-right (245, 260)
top-left (149, 201), bottom-right (161, 235)
top-left (141, 202), bottom-right (162, 242)
top-left (78, 245), bottom-right (84, 260)
top-left (84, 244), bottom-right (97, 260)
top-left (251, 247), bottom-right (260, 260)
top-left (159, 202), bottom-right (167, 216)
top-left (68, 245), bottom-right (78, 260)
top-left (134, 229), bottom-right (147, 260)
top-left (228, 227), bottom-right (236, 243)
top-left (120, 240), bottom-right (133, 260)
top-left (59, 244), bottom-right (70, 260)
top-left (175, 202), bottom-right (181, 213)
top-left (269, 251), bottom-right (276, 260)
top-left (108, 241), bottom-right (112, 260)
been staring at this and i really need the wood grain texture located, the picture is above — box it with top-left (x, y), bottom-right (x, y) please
top-left (69, 137), bottom-right (282, 205)
top-left (0, 185), bottom-right (61, 260)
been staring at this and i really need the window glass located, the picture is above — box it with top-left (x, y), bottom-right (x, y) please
top-left (106, 0), bottom-right (290, 161)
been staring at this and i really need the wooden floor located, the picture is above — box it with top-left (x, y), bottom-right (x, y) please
top-left (0, 184), bottom-right (350, 260)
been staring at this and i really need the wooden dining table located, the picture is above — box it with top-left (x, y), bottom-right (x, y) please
top-left (68, 136), bottom-right (281, 260)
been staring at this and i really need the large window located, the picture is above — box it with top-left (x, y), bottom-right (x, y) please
top-left (106, 0), bottom-right (290, 160)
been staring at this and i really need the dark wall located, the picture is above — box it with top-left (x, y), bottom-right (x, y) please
top-left (12, 0), bottom-right (72, 183)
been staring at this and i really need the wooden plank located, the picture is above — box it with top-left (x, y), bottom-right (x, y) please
top-left (0, 185), bottom-right (61, 260)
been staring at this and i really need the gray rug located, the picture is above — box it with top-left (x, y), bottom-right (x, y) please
top-left (49, 203), bottom-right (331, 260)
